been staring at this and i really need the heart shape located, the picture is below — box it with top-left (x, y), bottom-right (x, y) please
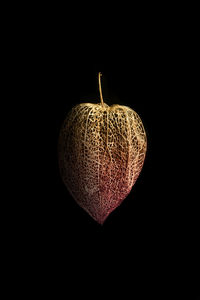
top-left (58, 73), bottom-right (147, 224)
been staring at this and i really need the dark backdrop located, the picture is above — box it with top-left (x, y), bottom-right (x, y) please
top-left (13, 12), bottom-right (199, 298)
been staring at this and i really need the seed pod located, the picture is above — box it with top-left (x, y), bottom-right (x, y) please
top-left (58, 73), bottom-right (147, 224)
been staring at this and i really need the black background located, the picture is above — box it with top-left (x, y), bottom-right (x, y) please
top-left (9, 7), bottom-right (199, 298)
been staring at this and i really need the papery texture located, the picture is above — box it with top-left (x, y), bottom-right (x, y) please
top-left (58, 103), bottom-right (147, 224)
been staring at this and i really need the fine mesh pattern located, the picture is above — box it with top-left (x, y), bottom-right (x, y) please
top-left (58, 102), bottom-right (147, 224)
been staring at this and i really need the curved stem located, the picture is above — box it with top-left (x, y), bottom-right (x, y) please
top-left (98, 72), bottom-right (104, 106)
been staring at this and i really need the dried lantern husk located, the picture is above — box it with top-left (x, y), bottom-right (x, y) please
top-left (58, 73), bottom-right (147, 224)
